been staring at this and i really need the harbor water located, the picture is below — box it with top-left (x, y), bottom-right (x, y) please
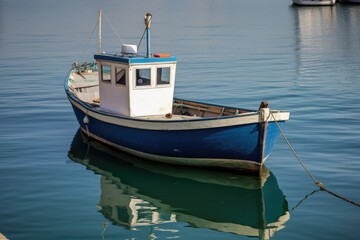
top-left (0, 0), bottom-right (359, 239)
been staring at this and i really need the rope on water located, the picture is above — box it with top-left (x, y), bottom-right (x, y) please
top-left (270, 112), bottom-right (360, 207)
top-left (291, 189), bottom-right (320, 211)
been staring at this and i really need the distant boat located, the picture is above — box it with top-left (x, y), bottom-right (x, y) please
top-left (340, 0), bottom-right (360, 3)
top-left (292, 0), bottom-right (336, 5)
top-left (68, 129), bottom-right (290, 239)
top-left (65, 11), bottom-right (290, 173)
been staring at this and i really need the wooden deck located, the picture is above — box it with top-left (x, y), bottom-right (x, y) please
top-left (69, 71), bottom-right (99, 89)
top-left (69, 70), bottom-right (100, 104)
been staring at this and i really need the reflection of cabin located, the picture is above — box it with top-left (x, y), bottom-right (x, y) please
top-left (94, 48), bottom-right (177, 117)
top-left (98, 177), bottom-right (177, 227)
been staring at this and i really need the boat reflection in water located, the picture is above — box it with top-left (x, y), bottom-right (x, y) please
top-left (68, 129), bottom-right (290, 239)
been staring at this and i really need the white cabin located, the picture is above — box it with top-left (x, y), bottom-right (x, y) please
top-left (94, 51), bottom-right (177, 117)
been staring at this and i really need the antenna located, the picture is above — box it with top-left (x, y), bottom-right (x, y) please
top-left (144, 13), bottom-right (152, 58)
top-left (98, 9), bottom-right (102, 54)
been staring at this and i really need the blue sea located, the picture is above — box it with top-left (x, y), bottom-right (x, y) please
top-left (0, 0), bottom-right (359, 239)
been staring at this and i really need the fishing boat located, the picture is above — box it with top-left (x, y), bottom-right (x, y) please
top-left (65, 11), bottom-right (290, 173)
top-left (68, 129), bottom-right (290, 239)
top-left (292, 0), bottom-right (336, 5)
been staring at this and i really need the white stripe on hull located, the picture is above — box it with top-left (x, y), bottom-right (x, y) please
top-left (68, 95), bottom-right (289, 131)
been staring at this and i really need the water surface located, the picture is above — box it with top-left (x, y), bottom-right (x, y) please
top-left (0, 0), bottom-right (359, 239)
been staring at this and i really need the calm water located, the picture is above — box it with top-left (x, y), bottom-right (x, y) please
top-left (1, 0), bottom-right (360, 239)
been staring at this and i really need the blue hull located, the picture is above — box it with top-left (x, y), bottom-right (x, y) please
top-left (69, 98), bottom-right (285, 172)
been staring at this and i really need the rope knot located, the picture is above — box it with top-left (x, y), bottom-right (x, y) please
top-left (315, 181), bottom-right (324, 190)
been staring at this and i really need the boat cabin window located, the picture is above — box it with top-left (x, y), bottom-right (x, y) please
top-left (156, 67), bottom-right (170, 85)
top-left (101, 64), bottom-right (111, 83)
top-left (136, 68), bottom-right (151, 86)
top-left (115, 67), bottom-right (126, 85)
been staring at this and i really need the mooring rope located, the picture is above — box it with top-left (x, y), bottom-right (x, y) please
top-left (291, 189), bottom-right (320, 211)
top-left (270, 111), bottom-right (360, 207)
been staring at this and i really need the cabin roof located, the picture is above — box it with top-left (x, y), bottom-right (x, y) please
top-left (94, 53), bottom-right (176, 64)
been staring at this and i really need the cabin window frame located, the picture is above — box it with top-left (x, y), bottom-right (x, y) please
top-left (100, 64), bottom-right (112, 84)
top-left (132, 64), bottom-right (174, 90)
top-left (134, 67), bottom-right (152, 89)
top-left (156, 66), bottom-right (171, 86)
top-left (115, 66), bottom-right (127, 86)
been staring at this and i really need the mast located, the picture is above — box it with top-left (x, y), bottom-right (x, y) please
top-left (144, 13), bottom-right (152, 58)
top-left (98, 9), bottom-right (102, 54)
